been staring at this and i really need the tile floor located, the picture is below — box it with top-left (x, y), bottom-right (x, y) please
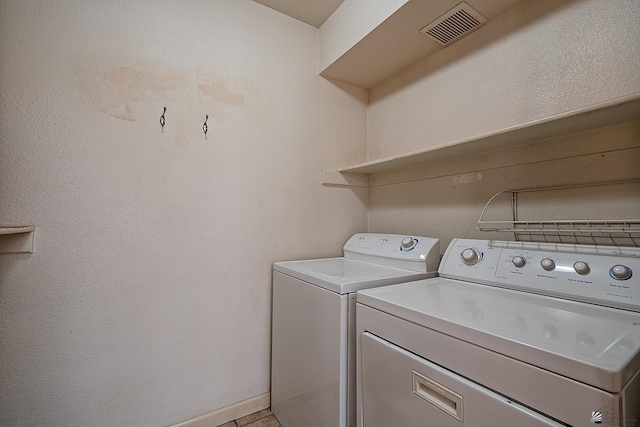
top-left (216, 409), bottom-right (282, 427)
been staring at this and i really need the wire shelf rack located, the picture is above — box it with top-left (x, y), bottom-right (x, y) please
top-left (477, 181), bottom-right (640, 247)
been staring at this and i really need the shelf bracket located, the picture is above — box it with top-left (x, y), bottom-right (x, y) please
top-left (322, 170), bottom-right (369, 188)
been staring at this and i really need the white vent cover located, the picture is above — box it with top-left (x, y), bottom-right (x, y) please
top-left (420, 2), bottom-right (487, 46)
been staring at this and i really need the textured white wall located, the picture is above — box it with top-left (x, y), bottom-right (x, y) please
top-left (0, 1), bottom-right (368, 426)
top-left (366, 0), bottom-right (640, 248)
top-left (367, 0), bottom-right (640, 160)
top-left (368, 125), bottom-right (640, 248)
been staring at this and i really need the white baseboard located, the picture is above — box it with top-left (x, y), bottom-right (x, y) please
top-left (169, 392), bottom-right (270, 427)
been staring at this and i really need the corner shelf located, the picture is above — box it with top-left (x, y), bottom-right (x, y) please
top-left (323, 93), bottom-right (640, 187)
top-left (0, 226), bottom-right (35, 254)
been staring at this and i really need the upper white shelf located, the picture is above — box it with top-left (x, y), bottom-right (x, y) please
top-left (0, 226), bottom-right (35, 235)
top-left (0, 226), bottom-right (35, 254)
top-left (319, 0), bottom-right (526, 89)
top-left (325, 93), bottom-right (640, 184)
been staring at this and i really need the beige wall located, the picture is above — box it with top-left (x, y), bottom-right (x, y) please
top-left (0, 1), bottom-right (367, 426)
top-left (366, 0), bottom-right (640, 248)
top-left (367, 0), bottom-right (640, 160)
top-left (368, 123), bottom-right (640, 248)
top-left (2, 0), bottom-right (639, 426)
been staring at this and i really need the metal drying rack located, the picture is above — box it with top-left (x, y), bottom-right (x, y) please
top-left (476, 180), bottom-right (640, 247)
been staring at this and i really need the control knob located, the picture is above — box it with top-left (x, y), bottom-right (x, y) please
top-left (610, 265), bottom-right (632, 280)
top-left (540, 258), bottom-right (556, 271)
top-left (512, 256), bottom-right (526, 268)
top-left (573, 261), bottom-right (590, 275)
top-left (461, 248), bottom-right (480, 266)
top-left (401, 237), bottom-right (417, 250)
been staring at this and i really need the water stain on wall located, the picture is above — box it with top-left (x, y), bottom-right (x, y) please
top-left (72, 55), bottom-right (272, 155)
top-left (198, 82), bottom-right (244, 105)
top-left (78, 64), bottom-right (186, 122)
top-left (75, 58), bottom-right (262, 126)
top-left (107, 66), bottom-right (185, 91)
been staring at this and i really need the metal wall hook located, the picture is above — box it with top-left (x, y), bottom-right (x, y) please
top-left (159, 107), bottom-right (167, 129)
top-left (203, 114), bottom-right (209, 136)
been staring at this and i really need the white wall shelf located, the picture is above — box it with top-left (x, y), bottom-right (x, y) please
top-left (319, 0), bottom-right (525, 89)
top-left (323, 94), bottom-right (640, 187)
top-left (0, 226), bottom-right (35, 254)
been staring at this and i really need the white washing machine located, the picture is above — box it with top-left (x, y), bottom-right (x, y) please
top-left (271, 233), bottom-right (440, 427)
top-left (357, 238), bottom-right (640, 427)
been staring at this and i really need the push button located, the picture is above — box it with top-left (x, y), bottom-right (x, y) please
top-left (573, 261), bottom-right (590, 275)
top-left (540, 258), bottom-right (555, 271)
top-left (610, 265), bottom-right (632, 280)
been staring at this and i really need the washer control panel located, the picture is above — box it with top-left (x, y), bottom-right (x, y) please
top-left (440, 239), bottom-right (640, 312)
top-left (343, 233), bottom-right (440, 273)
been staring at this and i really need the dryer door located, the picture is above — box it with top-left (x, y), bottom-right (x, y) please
top-left (360, 333), bottom-right (564, 427)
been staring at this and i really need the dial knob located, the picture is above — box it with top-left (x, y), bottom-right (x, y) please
top-left (540, 258), bottom-right (556, 271)
top-left (573, 261), bottom-right (590, 275)
top-left (512, 256), bottom-right (526, 268)
top-left (401, 237), bottom-right (416, 250)
top-left (461, 249), bottom-right (480, 265)
top-left (610, 265), bottom-right (632, 280)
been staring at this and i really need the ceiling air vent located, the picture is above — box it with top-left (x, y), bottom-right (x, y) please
top-left (420, 2), bottom-right (487, 46)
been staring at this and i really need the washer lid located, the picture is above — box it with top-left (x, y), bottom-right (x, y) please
top-left (274, 257), bottom-right (435, 294)
top-left (357, 278), bottom-right (640, 393)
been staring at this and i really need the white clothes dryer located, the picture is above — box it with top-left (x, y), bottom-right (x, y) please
top-left (271, 233), bottom-right (440, 427)
top-left (356, 238), bottom-right (640, 427)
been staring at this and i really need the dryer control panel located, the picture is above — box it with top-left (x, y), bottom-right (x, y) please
top-left (440, 239), bottom-right (640, 312)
